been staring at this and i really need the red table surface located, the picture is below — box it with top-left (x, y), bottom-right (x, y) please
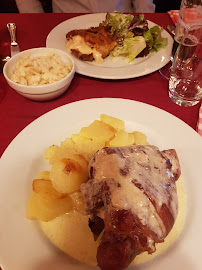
top-left (0, 13), bottom-right (200, 158)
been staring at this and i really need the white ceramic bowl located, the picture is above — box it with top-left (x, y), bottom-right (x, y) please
top-left (3, 47), bottom-right (75, 101)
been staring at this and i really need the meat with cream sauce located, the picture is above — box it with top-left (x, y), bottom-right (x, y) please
top-left (80, 145), bottom-right (181, 270)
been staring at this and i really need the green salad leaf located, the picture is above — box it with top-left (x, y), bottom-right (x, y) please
top-left (110, 33), bottom-right (146, 62)
top-left (143, 26), bottom-right (168, 52)
top-left (103, 11), bottom-right (133, 37)
top-left (103, 12), bottom-right (168, 62)
top-left (139, 14), bottom-right (145, 21)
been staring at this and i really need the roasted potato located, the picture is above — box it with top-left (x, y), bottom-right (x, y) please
top-left (45, 140), bottom-right (77, 165)
top-left (107, 130), bottom-right (135, 147)
top-left (27, 114), bottom-right (149, 222)
top-left (37, 171), bottom-right (50, 180)
top-left (50, 156), bottom-right (88, 194)
top-left (132, 131), bottom-right (149, 145)
top-left (32, 179), bottom-right (67, 200)
top-left (44, 145), bottom-right (59, 164)
top-left (71, 133), bottom-right (105, 160)
top-left (100, 114), bottom-right (125, 130)
top-left (26, 192), bottom-right (73, 222)
top-left (79, 120), bottom-right (115, 143)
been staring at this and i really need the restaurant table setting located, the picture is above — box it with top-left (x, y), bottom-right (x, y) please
top-left (0, 12), bottom-right (201, 156)
top-left (0, 9), bottom-right (202, 270)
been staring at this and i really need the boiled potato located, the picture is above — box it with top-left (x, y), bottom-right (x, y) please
top-left (50, 157), bottom-right (88, 194)
top-left (79, 120), bottom-right (115, 143)
top-left (59, 137), bottom-right (75, 149)
top-left (44, 145), bottom-right (59, 164)
top-left (70, 154), bottom-right (89, 172)
top-left (26, 192), bottom-right (73, 222)
top-left (32, 179), bottom-right (67, 200)
top-left (132, 131), bottom-right (149, 145)
top-left (107, 130), bottom-right (135, 147)
top-left (37, 171), bottom-right (50, 180)
top-left (45, 140), bottom-right (77, 165)
top-left (71, 134), bottom-right (105, 160)
top-left (100, 114), bottom-right (125, 130)
top-left (27, 114), bottom-right (149, 222)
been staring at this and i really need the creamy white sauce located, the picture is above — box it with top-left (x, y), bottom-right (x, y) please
top-left (66, 35), bottom-right (103, 64)
top-left (111, 179), bottom-right (166, 238)
top-left (91, 146), bottom-right (178, 240)
top-left (39, 176), bottom-right (186, 266)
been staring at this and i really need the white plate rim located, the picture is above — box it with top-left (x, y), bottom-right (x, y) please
top-left (46, 13), bottom-right (173, 79)
top-left (0, 98), bottom-right (202, 270)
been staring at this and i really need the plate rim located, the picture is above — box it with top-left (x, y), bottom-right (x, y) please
top-left (1, 98), bottom-right (201, 160)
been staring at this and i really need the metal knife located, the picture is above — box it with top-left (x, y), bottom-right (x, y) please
top-left (7, 23), bottom-right (20, 57)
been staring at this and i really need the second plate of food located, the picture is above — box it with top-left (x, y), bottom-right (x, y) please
top-left (46, 13), bottom-right (173, 79)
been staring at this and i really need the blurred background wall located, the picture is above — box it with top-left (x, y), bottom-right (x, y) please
top-left (0, 0), bottom-right (19, 13)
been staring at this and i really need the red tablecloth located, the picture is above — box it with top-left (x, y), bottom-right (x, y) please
top-left (0, 13), bottom-right (200, 157)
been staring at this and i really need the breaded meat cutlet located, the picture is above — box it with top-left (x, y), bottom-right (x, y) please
top-left (66, 26), bottom-right (117, 63)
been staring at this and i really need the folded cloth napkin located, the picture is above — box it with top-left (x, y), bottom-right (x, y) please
top-left (167, 10), bottom-right (180, 26)
top-left (196, 104), bottom-right (202, 137)
top-left (168, 8), bottom-right (202, 26)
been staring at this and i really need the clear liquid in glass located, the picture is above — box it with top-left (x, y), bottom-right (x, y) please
top-left (169, 27), bottom-right (202, 106)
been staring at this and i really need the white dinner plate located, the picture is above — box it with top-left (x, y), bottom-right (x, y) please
top-left (46, 13), bottom-right (173, 79)
top-left (0, 98), bottom-right (201, 270)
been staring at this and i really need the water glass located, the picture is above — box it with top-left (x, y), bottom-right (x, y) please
top-left (169, 24), bottom-right (202, 106)
top-left (175, 0), bottom-right (202, 44)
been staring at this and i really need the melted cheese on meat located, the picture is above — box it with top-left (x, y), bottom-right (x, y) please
top-left (66, 35), bottom-right (103, 64)
top-left (39, 145), bottom-right (184, 266)
top-left (39, 176), bottom-right (186, 266)
top-left (91, 146), bottom-right (178, 240)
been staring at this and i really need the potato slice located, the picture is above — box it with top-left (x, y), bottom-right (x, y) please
top-left (50, 158), bottom-right (88, 194)
top-left (70, 154), bottom-right (89, 171)
top-left (26, 192), bottom-right (73, 222)
top-left (44, 145), bottom-right (59, 164)
top-left (45, 142), bottom-right (78, 165)
top-left (37, 171), bottom-right (50, 180)
top-left (100, 114), bottom-right (125, 130)
top-left (32, 179), bottom-right (67, 200)
top-left (71, 134), bottom-right (105, 160)
top-left (60, 137), bottom-right (75, 149)
top-left (107, 130), bottom-right (135, 147)
top-left (127, 133), bottom-right (136, 145)
top-left (79, 120), bottom-right (115, 143)
top-left (132, 131), bottom-right (149, 145)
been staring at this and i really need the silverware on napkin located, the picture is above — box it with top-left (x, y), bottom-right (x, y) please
top-left (7, 23), bottom-right (20, 57)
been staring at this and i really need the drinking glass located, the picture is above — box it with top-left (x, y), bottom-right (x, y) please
top-left (159, 0), bottom-right (202, 80)
top-left (175, 0), bottom-right (202, 43)
top-left (169, 24), bottom-right (202, 106)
